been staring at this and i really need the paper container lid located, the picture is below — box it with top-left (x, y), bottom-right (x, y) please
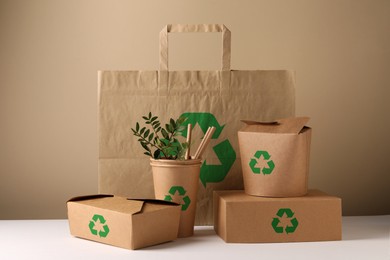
top-left (240, 117), bottom-right (310, 134)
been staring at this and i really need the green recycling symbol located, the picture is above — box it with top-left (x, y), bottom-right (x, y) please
top-left (89, 214), bottom-right (110, 238)
top-left (271, 208), bottom-right (299, 234)
top-left (164, 186), bottom-right (191, 211)
top-left (180, 112), bottom-right (236, 187)
top-left (249, 150), bottom-right (275, 175)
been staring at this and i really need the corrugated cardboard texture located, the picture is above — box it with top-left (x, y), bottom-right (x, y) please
top-left (67, 195), bottom-right (181, 249)
top-left (238, 117), bottom-right (311, 197)
top-left (214, 189), bottom-right (342, 243)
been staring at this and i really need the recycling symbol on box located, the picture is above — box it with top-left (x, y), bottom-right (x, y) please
top-left (180, 112), bottom-right (236, 187)
top-left (89, 214), bottom-right (110, 238)
top-left (249, 150), bottom-right (275, 175)
top-left (271, 208), bottom-right (299, 234)
top-left (164, 186), bottom-right (191, 211)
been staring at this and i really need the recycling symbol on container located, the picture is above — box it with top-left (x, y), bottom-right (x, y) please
top-left (271, 208), bottom-right (299, 234)
top-left (89, 214), bottom-right (110, 238)
top-left (249, 150), bottom-right (275, 175)
top-left (164, 186), bottom-right (191, 211)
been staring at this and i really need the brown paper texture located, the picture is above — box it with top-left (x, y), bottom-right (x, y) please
top-left (67, 195), bottom-right (181, 250)
top-left (214, 190), bottom-right (342, 243)
top-left (98, 24), bottom-right (295, 225)
top-left (151, 159), bottom-right (201, 237)
top-left (238, 117), bottom-right (311, 197)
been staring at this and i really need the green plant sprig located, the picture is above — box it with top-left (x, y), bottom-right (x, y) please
top-left (131, 112), bottom-right (189, 160)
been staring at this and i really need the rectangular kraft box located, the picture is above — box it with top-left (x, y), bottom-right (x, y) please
top-left (67, 194), bottom-right (181, 250)
top-left (214, 189), bottom-right (342, 243)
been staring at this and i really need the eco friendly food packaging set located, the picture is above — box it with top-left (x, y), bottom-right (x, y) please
top-left (67, 24), bottom-right (342, 249)
top-left (214, 117), bottom-right (341, 243)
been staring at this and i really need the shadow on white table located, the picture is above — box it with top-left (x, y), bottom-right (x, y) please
top-left (0, 215), bottom-right (389, 260)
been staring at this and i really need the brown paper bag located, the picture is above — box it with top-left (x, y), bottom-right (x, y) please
top-left (98, 24), bottom-right (295, 225)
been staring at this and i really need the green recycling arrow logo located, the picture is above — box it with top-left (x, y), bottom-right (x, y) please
top-left (89, 214), bottom-right (110, 238)
top-left (271, 208), bottom-right (299, 234)
top-left (249, 150), bottom-right (275, 175)
top-left (180, 112), bottom-right (236, 187)
top-left (164, 186), bottom-right (191, 211)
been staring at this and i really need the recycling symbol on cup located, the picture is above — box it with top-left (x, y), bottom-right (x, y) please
top-left (271, 208), bottom-right (299, 234)
top-left (89, 214), bottom-right (110, 238)
top-left (249, 150), bottom-right (275, 175)
top-left (164, 186), bottom-right (191, 211)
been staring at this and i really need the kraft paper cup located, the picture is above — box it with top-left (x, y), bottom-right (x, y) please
top-left (150, 158), bottom-right (201, 238)
top-left (238, 128), bottom-right (312, 197)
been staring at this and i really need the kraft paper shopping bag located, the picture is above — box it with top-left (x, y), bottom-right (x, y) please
top-left (99, 24), bottom-right (295, 225)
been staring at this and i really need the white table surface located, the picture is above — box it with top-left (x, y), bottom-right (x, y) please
top-left (0, 215), bottom-right (389, 260)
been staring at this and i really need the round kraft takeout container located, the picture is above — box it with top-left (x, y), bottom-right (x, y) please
top-left (238, 128), bottom-right (312, 197)
top-left (150, 158), bottom-right (201, 238)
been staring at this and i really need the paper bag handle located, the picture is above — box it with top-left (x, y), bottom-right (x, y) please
top-left (159, 24), bottom-right (231, 71)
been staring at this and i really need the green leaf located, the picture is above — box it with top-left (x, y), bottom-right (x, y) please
top-left (141, 142), bottom-right (150, 152)
top-left (164, 147), bottom-right (173, 155)
top-left (170, 123), bottom-right (176, 133)
top-left (144, 129), bottom-right (150, 138)
top-left (161, 128), bottom-right (169, 139)
top-left (132, 114), bottom-right (195, 159)
top-left (176, 126), bottom-right (186, 132)
top-left (177, 116), bottom-right (186, 125)
top-left (167, 123), bottom-right (175, 133)
top-left (164, 146), bottom-right (179, 158)
top-left (170, 118), bottom-right (176, 128)
top-left (177, 142), bottom-right (188, 160)
top-left (161, 138), bottom-right (169, 146)
top-left (173, 131), bottom-right (183, 136)
top-left (153, 149), bottom-right (161, 159)
top-left (171, 138), bottom-right (180, 147)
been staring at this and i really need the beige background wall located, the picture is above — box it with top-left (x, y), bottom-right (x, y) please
top-left (1, 0), bottom-right (389, 219)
